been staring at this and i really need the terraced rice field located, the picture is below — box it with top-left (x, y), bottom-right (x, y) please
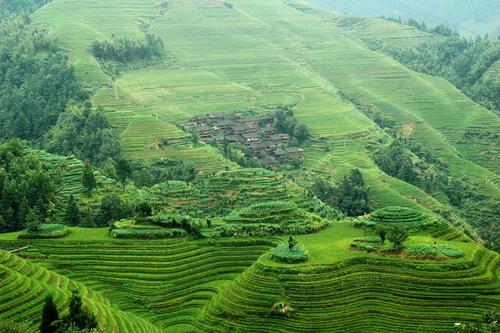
top-left (197, 247), bottom-right (499, 333)
top-left (368, 206), bottom-right (437, 229)
top-left (0, 248), bottom-right (163, 333)
top-left (0, 238), bottom-right (274, 332)
top-left (34, 0), bottom-right (499, 213)
top-left (1, 223), bottom-right (496, 333)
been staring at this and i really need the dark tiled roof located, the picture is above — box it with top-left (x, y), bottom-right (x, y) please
top-left (285, 147), bottom-right (303, 153)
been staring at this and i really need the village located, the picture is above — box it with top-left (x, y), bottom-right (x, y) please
top-left (190, 112), bottom-right (305, 168)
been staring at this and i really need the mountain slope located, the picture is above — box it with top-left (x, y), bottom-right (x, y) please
top-left (33, 0), bottom-right (498, 235)
top-left (311, 0), bottom-right (500, 37)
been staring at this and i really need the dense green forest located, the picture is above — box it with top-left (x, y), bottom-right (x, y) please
top-left (312, 0), bottom-right (500, 37)
top-left (0, 16), bottom-right (86, 141)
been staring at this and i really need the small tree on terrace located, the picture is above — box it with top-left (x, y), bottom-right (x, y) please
top-left (82, 161), bottom-right (97, 195)
top-left (65, 195), bottom-right (81, 226)
top-left (40, 295), bottom-right (59, 333)
top-left (288, 237), bottom-right (297, 250)
top-left (378, 227), bottom-right (387, 245)
top-left (25, 209), bottom-right (41, 232)
top-left (115, 158), bottom-right (132, 188)
top-left (387, 226), bottom-right (409, 250)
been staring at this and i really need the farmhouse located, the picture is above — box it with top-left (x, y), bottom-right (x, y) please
top-left (285, 147), bottom-right (304, 159)
top-left (241, 133), bottom-right (262, 144)
top-left (197, 125), bottom-right (216, 139)
top-left (232, 124), bottom-right (259, 135)
top-left (239, 116), bottom-right (260, 126)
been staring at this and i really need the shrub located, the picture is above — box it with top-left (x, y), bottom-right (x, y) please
top-left (351, 242), bottom-right (377, 252)
top-left (270, 243), bottom-right (309, 263)
top-left (437, 245), bottom-right (464, 258)
top-left (271, 301), bottom-right (294, 317)
top-left (404, 244), bottom-right (465, 259)
top-left (404, 244), bottom-right (440, 258)
top-left (110, 228), bottom-right (186, 239)
top-left (18, 224), bottom-right (71, 239)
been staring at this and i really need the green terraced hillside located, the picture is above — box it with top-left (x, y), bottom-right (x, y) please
top-left (33, 0), bottom-right (499, 216)
top-left (0, 1), bottom-right (498, 332)
top-left (0, 223), bottom-right (498, 332)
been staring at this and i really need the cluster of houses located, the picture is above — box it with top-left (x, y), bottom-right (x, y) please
top-left (191, 113), bottom-right (304, 168)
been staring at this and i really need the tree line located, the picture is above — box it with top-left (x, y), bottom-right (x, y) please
top-left (90, 34), bottom-right (164, 63)
top-left (311, 168), bottom-right (370, 217)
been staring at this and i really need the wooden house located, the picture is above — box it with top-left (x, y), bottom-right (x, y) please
top-left (232, 124), bottom-right (259, 135)
top-left (239, 116), bottom-right (260, 126)
top-left (197, 125), bottom-right (216, 139)
top-left (241, 133), bottom-right (262, 144)
top-left (285, 147), bottom-right (304, 159)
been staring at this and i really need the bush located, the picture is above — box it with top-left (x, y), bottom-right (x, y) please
top-left (404, 244), bottom-right (464, 259)
top-left (404, 244), bottom-right (440, 258)
top-left (110, 228), bottom-right (186, 239)
top-left (271, 301), bottom-right (294, 317)
top-left (18, 224), bottom-right (71, 239)
top-left (436, 245), bottom-right (464, 258)
top-left (270, 243), bottom-right (309, 263)
top-left (351, 242), bottom-right (378, 253)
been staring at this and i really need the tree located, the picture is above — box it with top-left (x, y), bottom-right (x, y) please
top-left (288, 237), bottom-right (297, 250)
top-left (82, 162), bottom-right (97, 194)
top-left (294, 124), bottom-right (310, 144)
top-left (60, 291), bottom-right (98, 331)
top-left (98, 195), bottom-right (130, 226)
top-left (387, 226), bottom-right (409, 250)
top-left (40, 295), bottom-right (59, 333)
top-left (115, 158), bottom-right (132, 188)
top-left (338, 169), bottom-right (370, 216)
top-left (378, 228), bottom-right (387, 245)
top-left (135, 201), bottom-right (152, 218)
top-left (25, 209), bottom-right (41, 232)
top-left (65, 195), bottom-right (81, 226)
top-left (311, 178), bottom-right (338, 207)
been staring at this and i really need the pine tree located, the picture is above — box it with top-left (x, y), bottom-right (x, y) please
top-left (82, 161), bottom-right (97, 195)
top-left (25, 208), bottom-right (41, 232)
top-left (115, 158), bottom-right (131, 188)
top-left (65, 195), bottom-right (80, 226)
top-left (40, 295), bottom-right (59, 333)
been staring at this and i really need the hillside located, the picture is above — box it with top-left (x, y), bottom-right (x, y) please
top-left (311, 0), bottom-right (500, 37)
top-left (0, 0), bottom-right (498, 332)
top-left (33, 0), bottom-right (499, 237)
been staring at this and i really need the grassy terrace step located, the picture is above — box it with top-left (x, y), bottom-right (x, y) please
top-left (197, 248), bottom-right (499, 332)
top-left (26, 238), bottom-right (274, 329)
top-left (0, 250), bottom-right (163, 333)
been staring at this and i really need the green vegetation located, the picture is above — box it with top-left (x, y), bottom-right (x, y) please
top-left (404, 243), bottom-right (465, 259)
top-left (270, 238), bottom-right (309, 263)
top-left (0, 0), bottom-right (498, 332)
top-left (90, 34), bottom-right (164, 63)
top-left (18, 224), bottom-right (71, 239)
top-left (364, 206), bottom-right (437, 230)
top-left (311, 168), bottom-right (370, 216)
top-left (0, 15), bottom-right (86, 142)
top-left (370, 32), bottom-right (500, 114)
top-left (0, 141), bottom-right (59, 232)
